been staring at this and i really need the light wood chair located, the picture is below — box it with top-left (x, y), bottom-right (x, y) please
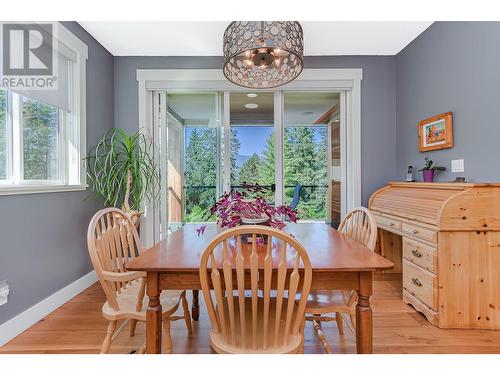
top-left (200, 225), bottom-right (312, 354)
top-left (87, 208), bottom-right (192, 354)
top-left (302, 207), bottom-right (377, 353)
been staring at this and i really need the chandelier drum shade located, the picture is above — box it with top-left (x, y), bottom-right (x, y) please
top-left (223, 21), bottom-right (304, 89)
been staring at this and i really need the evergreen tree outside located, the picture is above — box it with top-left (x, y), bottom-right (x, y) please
top-left (257, 132), bottom-right (275, 186)
top-left (184, 127), bottom-right (217, 221)
top-left (22, 97), bottom-right (59, 180)
top-left (238, 153), bottom-right (261, 185)
top-left (283, 126), bottom-right (328, 220)
top-left (314, 126), bottom-right (329, 218)
top-left (230, 128), bottom-right (240, 183)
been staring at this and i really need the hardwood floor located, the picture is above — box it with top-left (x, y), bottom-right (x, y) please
top-left (2, 274), bottom-right (500, 354)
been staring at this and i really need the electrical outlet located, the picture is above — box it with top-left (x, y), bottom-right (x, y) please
top-left (451, 159), bottom-right (465, 173)
top-left (0, 280), bottom-right (9, 306)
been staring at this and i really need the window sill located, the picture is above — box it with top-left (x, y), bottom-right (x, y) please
top-left (0, 184), bottom-right (88, 196)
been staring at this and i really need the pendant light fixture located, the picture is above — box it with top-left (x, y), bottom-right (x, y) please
top-left (223, 21), bottom-right (304, 89)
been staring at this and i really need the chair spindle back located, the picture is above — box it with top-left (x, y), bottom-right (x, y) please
top-left (338, 206), bottom-right (378, 250)
top-left (87, 208), bottom-right (143, 310)
top-left (199, 225), bottom-right (312, 351)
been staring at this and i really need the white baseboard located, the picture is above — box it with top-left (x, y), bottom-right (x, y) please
top-left (0, 270), bottom-right (98, 347)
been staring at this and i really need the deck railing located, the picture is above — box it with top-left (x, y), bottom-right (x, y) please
top-left (182, 184), bottom-right (329, 222)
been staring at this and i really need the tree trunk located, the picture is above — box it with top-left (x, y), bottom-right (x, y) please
top-left (123, 168), bottom-right (132, 211)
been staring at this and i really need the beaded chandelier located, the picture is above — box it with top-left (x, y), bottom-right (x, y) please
top-left (223, 21), bottom-right (304, 88)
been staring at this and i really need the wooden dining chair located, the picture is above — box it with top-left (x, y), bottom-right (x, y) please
top-left (302, 206), bottom-right (377, 353)
top-left (200, 225), bottom-right (312, 354)
top-left (87, 207), bottom-right (192, 354)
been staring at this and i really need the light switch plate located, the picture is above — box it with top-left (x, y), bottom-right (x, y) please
top-left (0, 280), bottom-right (9, 306)
top-left (451, 159), bottom-right (465, 173)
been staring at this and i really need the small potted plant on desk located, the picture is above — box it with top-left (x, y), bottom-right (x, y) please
top-left (418, 156), bottom-right (446, 182)
top-left (85, 128), bottom-right (159, 225)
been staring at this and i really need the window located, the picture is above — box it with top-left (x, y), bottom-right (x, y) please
top-left (283, 92), bottom-right (340, 222)
top-left (23, 96), bottom-right (61, 181)
top-left (165, 92), bottom-right (221, 228)
top-left (0, 23), bottom-right (88, 195)
top-left (158, 90), bottom-right (342, 230)
top-left (0, 91), bottom-right (64, 185)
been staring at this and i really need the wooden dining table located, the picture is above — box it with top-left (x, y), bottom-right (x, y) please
top-left (127, 223), bottom-right (393, 354)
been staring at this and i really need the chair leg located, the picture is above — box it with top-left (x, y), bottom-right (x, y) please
top-left (100, 320), bottom-right (117, 354)
top-left (349, 313), bottom-right (356, 330)
top-left (336, 312), bottom-right (344, 335)
top-left (129, 319), bottom-right (138, 337)
top-left (163, 320), bottom-right (173, 354)
top-left (181, 293), bottom-right (193, 334)
top-left (299, 316), bottom-right (306, 353)
top-left (312, 317), bottom-right (332, 354)
top-left (138, 344), bottom-right (146, 354)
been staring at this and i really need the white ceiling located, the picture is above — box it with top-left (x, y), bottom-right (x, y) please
top-left (79, 21), bottom-right (433, 56)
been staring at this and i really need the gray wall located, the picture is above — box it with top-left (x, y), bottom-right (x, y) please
top-left (396, 22), bottom-right (500, 182)
top-left (114, 55), bottom-right (397, 205)
top-left (0, 22), bottom-right (114, 324)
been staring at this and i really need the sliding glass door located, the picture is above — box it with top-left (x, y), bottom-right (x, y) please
top-left (229, 91), bottom-right (275, 202)
top-left (163, 92), bottom-right (221, 235)
top-left (158, 89), bottom-right (343, 237)
top-left (283, 92), bottom-right (341, 225)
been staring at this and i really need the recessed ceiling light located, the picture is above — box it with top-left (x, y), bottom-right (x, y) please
top-left (247, 93), bottom-right (258, 98)
top-left (302, 111), bottom-right (314, 116)
top-left (244, 103), bottom-right (259, 109)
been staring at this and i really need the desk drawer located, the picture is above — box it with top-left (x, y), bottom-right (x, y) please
top-left (403, 260), bottom-right (438, 310)
top-left (402, 222), bottom-right (437, 243)
top-left (374, 214), bottom-right (402, 231)
top-left (403, 237), bottom-right (437, 273)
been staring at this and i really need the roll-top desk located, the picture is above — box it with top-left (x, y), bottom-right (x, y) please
top-left (369, 182), bottom-right (500, 329)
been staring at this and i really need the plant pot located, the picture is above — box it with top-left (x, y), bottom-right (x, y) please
top-left (422, 170), bottom-right (435, 182)
top-left (240, 217), bottom-right (270, 225)
top-left (240, 217), bottom-right (270, 244)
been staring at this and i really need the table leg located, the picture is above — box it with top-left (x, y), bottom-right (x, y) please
top-left (192, 290), bottom-right (200, 321)
top-left (356, 271), bottom-right (373, 354)
top-left (146, 271), bottom-right (162, 354)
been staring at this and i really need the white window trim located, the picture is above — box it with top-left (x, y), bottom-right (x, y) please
top-left (137, 68), bottom-right (362, 247)
top-left (0, 22), bottom-right (88, 196)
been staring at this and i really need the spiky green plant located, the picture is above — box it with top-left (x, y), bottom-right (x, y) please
top-left (84, 128), bottom-right (159, 211)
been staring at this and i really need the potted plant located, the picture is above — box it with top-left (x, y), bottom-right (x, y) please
top-left (85, 128), bottom-right (159, 223)
top-left (418, 156), bottom-right (446, 182)
top-left (197, 184), bottom-right (297, 242)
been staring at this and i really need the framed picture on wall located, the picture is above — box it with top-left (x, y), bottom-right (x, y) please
top-left (418, 112), bottom-right (453, 152)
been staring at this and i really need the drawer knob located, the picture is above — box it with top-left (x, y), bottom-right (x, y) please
top-left (412, 249), bottom-right (423, 258)
top-left (412, 229), bottom-right (419, 234)
top-left (390, 223), bottom-right (395, 227)
top-left (412, 278), bottom-right (423, 287)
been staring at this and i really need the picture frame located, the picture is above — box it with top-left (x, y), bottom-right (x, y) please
top-left (418, 112), bottom-right (453, 152)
